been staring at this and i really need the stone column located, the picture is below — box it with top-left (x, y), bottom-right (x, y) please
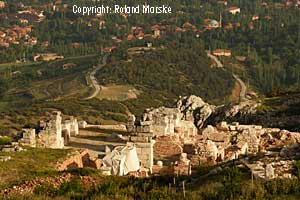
top-left (131, 140), bottom-right (155, 172)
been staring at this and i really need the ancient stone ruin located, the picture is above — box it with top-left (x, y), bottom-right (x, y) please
top-left (19, 129), bottom-right (36, 147)
top-left (15, 95), bottom-right (300, 180)
top-left (118, 95), bottom-right (300, 179)
top-left (19, 111), bottom-right (79, 149)
top-left (37, 111), bottom-right (64, 149)
top-left (56, 149), bottom-right (102, 171)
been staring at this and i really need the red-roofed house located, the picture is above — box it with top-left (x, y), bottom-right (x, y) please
top-left (252, 15), bottom-right (259, 21)
top-left (0, 42), bottom-right (9, 48)
top-left (213, 49), bottom-right (231, 57)
top-left (0, 1), bottom-right (5, 9)
top-left (151, 25), bottom-right (161, 38)
top-left (28, 37), bottom-right (37, 45)
top-left (127, 34), bottom-right (134, 41)
top-left (103, 46), bottom-right (116, 53)
top-left (225, 7), bottom-right (240, 15)
top-left (0, 31), bottom-right (5, 38)
top-left (175, 27), bottom-right (185, 32)
top-left (136, 31), bottom-right (144, 40)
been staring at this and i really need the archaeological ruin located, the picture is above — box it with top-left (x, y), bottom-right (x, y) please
top-left (19, 111), bottom-right (80, 149)
top-left (15, 95), bottom-right (300, 179)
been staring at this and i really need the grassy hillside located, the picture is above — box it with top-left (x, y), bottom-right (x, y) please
top-left (96, 41), bottom-right (235, 105)
top-left (3, 163), bottom-right (300, 200)
top-left (0, 148), bottom-right (72, 189)
top-left (231, 91), bottom-right (300, 131)
top-left (0, 55), bottom-right (129, 136)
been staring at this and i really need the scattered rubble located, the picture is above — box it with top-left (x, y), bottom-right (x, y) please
top-left (0, 156), bottom-right (11, 162)
top-left (1, 143), bottom-right (24, 153)
top-left (56, 149), bottom-right (102, 171)
top-left (0, 173), bottom-right (73, 195)
top-left (121, 95), bottom-right (300, 179)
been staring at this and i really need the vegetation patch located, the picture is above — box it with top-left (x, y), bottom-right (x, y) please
top-left (98, 85), bottom-right (141, 101)
top-left (0, 148), bottom-right (72, 189)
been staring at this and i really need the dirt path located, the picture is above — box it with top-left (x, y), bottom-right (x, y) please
top-left (67, 128), bottom-right (126, 158)
top-left (84, 54), bottom-right (109, 100)
top-left (207, 51), bottom-right (223, 68)
top-left (232, 74), bottom-right (247, 102)
top-left (207, 51), bottom-right (247, 102)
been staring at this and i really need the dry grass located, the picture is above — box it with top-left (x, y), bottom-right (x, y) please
top-left (29, 74), bottom-right (90, 100)
top-left (230, 81), bottom-right (241, 103)
top-left (97, 85), bottom-right (140, 101)
top-left (0, 148), bottom-right (72, 189)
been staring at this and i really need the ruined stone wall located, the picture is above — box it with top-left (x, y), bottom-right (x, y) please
top-left (129, 140), bottom-right (155, 171)
top-left (37, 111), bottom-right (64, 149)
top-left (19, 129), bottom-right (36, 147)
top-left (56, 149), bottom-right (102, 171)
top-left (135, 106), bottom-right (197, 140)
top-left (152, 153), bottom-right (191, 176)
top-left (153, 136), bottom-right (183, 158)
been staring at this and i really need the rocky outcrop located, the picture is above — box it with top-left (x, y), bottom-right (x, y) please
top-left (224, 100), bottom-right (261, 118)
top-left (176, 95), bottom-right (261, 129)
top-left (177, 95), bottom-right (216, 128)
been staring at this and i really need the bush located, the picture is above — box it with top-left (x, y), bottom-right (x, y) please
top-left (67, 167), bottom-right (97, 176)
top-left (57, 177), bottom-right (84, 195)
top-left (0, 136), bottom-right (12, 145)
top-left (34, 183), bottom-right (58, 197)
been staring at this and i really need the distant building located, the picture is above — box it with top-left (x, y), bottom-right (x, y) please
top-left (248, 22), bottom-right (254, 30)
top-left (0, 1), bottom-right (5, 9)
top-left (213, 49), bottom-right (231, 57)
top-left (103, 46), bottom-right (116, 53)
top-left (99, 20), bottom-right (105, 29)
top-left (225, 7), bottom-right (240, 15)
top-left (224, 23), bottom-right (234, 32)
top-left (127, 34), bottom-right (134, 41)
top-left (0, 31), bottom-right (6, 38)
top-left (33, 53), bottom-right (64, 61)
top-left (42, 41), bottom-right (49, 47)
top-left (0, 42), bottom-right (9, 48)
top-left (217, 1), bottom-right (228, 6)
top-left (63, 63), bottom-right (77, 70)
top-left (252, 15), bottom-right (259, 21)
top-left (27, 37), bottom-right (38, 45)
top-left (208, 19), bottom-right (220, 28)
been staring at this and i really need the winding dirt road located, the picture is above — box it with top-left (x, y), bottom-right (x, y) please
top-left (207, 51), bottom-right (247, 101)
top-left (232, 74), bottom-right (247, 101)
top-left (207, 51), bottom-right (223, 68)
top-left (85, 54), bottom-right (109, 100)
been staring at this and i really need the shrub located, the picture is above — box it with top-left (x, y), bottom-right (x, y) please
top-left (0, 136), bottom-right (12, 145)
top-left (57, 177), bottom-right (84, 195)
top-left (67, 167), bottom-right (97, 176)
top-left (33, 183), bottom-right (58, 197)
